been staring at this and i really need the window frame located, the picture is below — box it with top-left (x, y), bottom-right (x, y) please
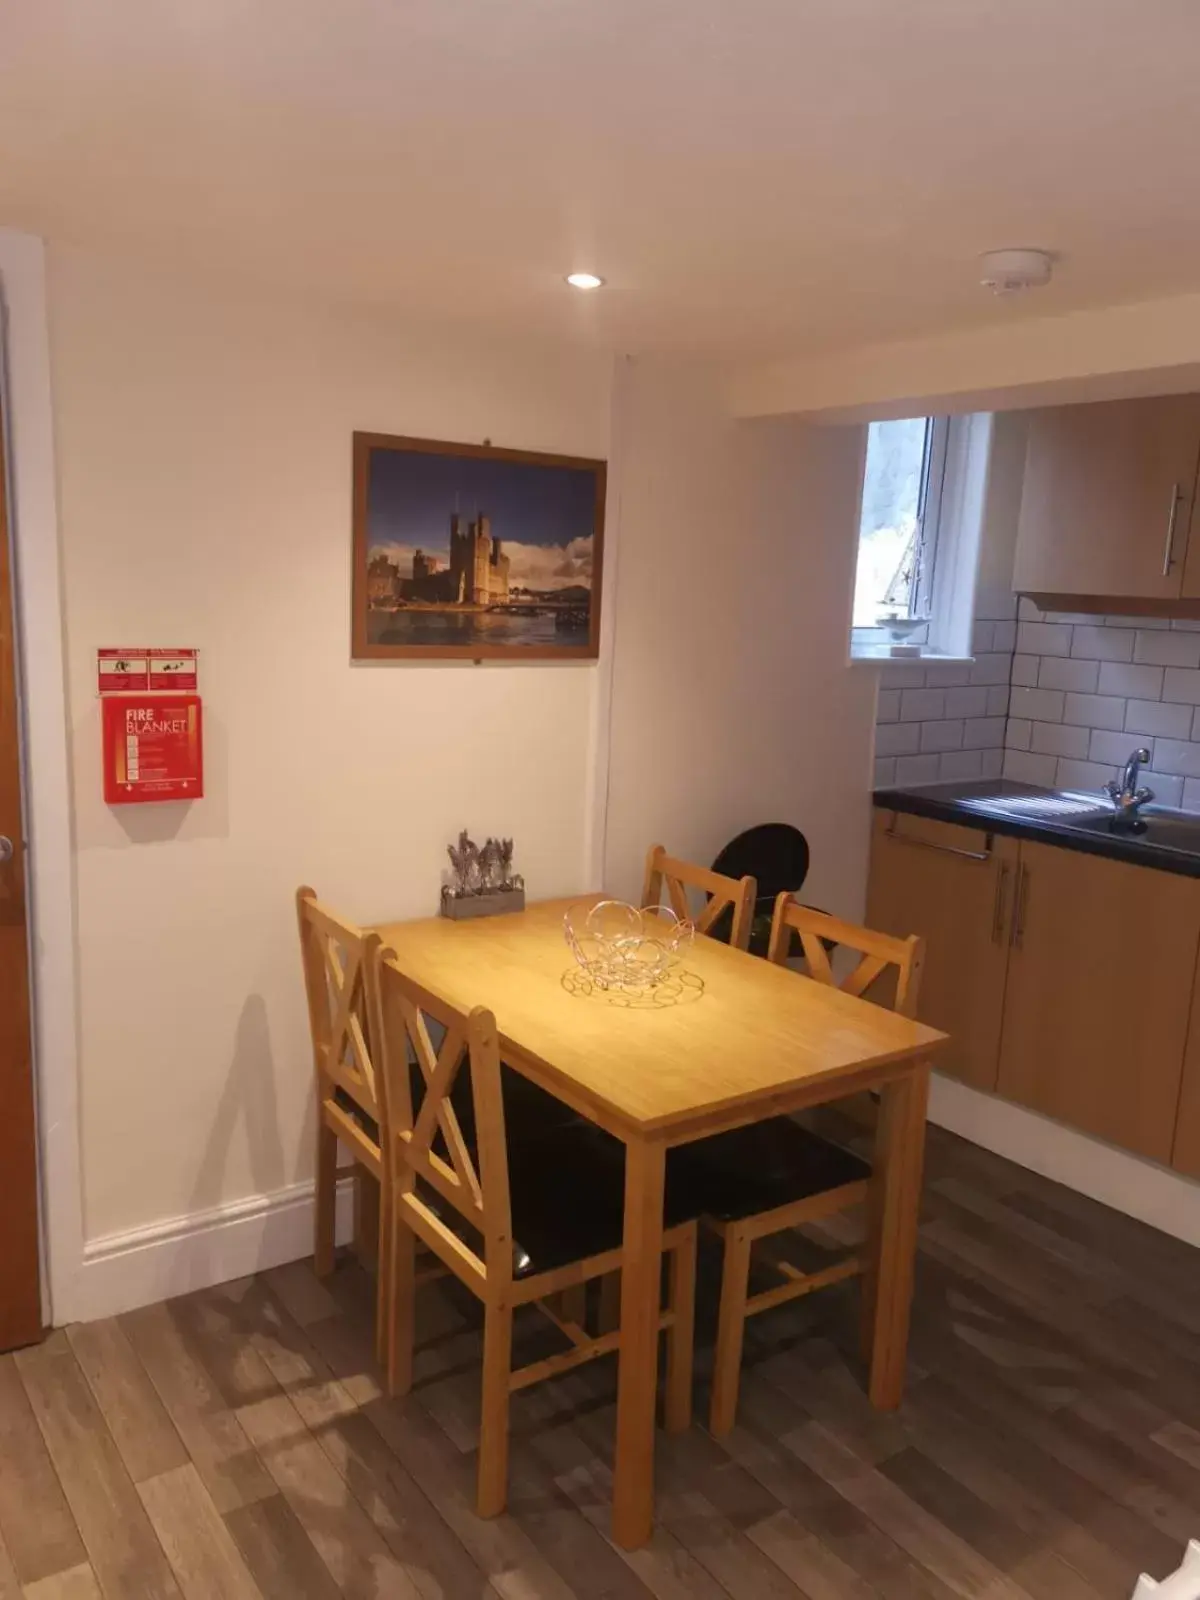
top-left (850, 412), bottom-right (991, 664)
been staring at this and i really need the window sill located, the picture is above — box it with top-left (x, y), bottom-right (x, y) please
top-left (850, 648), bottom-right (975, 667)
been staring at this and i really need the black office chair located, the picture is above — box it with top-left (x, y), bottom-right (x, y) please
top-left (709, 824), bottom-right (811, 954)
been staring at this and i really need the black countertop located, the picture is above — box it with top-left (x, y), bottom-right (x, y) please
top-left (873, 778), bottom-right (1200, 879)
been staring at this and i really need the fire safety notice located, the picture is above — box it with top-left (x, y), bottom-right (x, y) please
top-left (98, 647), bottom-right (198, 694)
top-left (102, 694), bottom-right (203, 805)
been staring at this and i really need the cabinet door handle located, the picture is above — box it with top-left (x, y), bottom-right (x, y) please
top-left (1163, 482), bottom-right (1183, 576)
top-left (1010, 864), bottom-right (1030, 950)
top-left (885, 815), bottom-right (992, 862)
top-left (991, 861), bottom-right (1011, 945)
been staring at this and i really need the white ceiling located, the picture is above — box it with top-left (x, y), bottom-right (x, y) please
top-left (4, 0), bottom-right (1200, 361)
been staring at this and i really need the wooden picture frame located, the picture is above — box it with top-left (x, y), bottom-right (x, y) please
top-left (352, 432), bottom-right (607, 661)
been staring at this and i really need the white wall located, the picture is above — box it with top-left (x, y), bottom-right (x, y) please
top-left (47, 245), bottom-right (612, 1245)
top-left (35, 251), bottom-right (881, 1318)
top-left (603, 357), bottom-right (874, 916)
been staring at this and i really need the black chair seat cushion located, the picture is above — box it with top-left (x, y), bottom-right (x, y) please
top-left (418, 1121), bottom-right (698, 1280)
top-left (671, 1117), bottom-right (870, 1224)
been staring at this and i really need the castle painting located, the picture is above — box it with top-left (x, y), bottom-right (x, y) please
top-left (352, 433), bottom-right (607, 660)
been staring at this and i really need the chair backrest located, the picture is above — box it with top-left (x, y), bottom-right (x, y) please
top-left (642, 845), bottom-right (757, 951)
top-left (711, 823), bottom-right (811, 910)
top-left (296, 886), bottom-right (379, 1118)
top-left (368, 942), bottom-right (512, 1288)
top-left (767, 894), bottom-right (924, 1018)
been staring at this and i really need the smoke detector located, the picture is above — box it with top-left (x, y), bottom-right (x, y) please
top-left (979, 248), bottom-right (1054, 296)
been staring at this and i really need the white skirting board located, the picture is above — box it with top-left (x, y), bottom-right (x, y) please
top-left (72, 1174), bottom-right (358, 1324)
top-left (928, 1073), bottom-right (1200, 1249)
top-left (64, 1076), bottom-right (1200, 1326)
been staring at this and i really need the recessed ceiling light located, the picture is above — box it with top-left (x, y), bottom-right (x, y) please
top-left (565, 272), bottom-right (605, 290)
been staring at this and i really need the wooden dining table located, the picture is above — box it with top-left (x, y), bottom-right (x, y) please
top-left (374, 894), bottom-right (947, 1548)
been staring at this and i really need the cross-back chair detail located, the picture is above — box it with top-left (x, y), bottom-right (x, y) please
top-left (641, 845), bottom-right (757, 950)
top-left (767, 896), bottom-right (924, 1017)
top-left (698, 894), bottom-right (926, 1436)
top-left (369, 942), bottom-right (698, 1519)
top-left (380, 973), bottom-right (508, 1272)
top-left (297, 886), bottom-right (398, 1359)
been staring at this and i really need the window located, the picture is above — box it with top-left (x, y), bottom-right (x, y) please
top-left (851, 412), bottom-right (991, 661)
top-left (853, 416), bottom-right (948, 632)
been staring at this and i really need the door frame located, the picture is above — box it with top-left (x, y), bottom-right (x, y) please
top-left (0, 229), bottom-right (84, 1326)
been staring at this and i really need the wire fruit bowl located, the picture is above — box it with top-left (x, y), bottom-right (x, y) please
top-left (563, 900), bottom-right (694, 994)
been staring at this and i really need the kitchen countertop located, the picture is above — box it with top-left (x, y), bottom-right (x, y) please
top-left (873, 778), bottom-right (1200, 879)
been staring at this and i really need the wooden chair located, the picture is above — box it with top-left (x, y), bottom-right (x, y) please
top-left (591, 845), bottom-right (760, 1338)
top-left (641, 844), bottom-right (757, 951)
top-left (682, 893), bottom-right (925, 1436)
top-left (296, 887), bottom-right (392, 1358)
top-left (368, 941), bottom-right (700, 1518)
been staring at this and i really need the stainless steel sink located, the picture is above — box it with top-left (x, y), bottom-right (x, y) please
top-left (1062, 807), bottom-right (1200, 855)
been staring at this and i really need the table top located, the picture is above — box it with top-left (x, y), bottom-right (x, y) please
top-left (373, 897), bottom-right (946, 1139)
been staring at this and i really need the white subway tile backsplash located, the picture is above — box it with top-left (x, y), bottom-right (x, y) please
top-left (1038, 656), bottom-right (1099, 694)
top-left (1126, 699), bottom-right (1193, 739)
top-left (876, 722), bottom-right (921, 757)
top-left (1003, 749), bottom-right (1058, 785)
top-left (937, 749), bottom-right (985, 782)
top-left (1009, 685), bottom-right (1065, 723)
top-left (1147, 772), bottom-right (1185, 808)
top-left (1151, 739), bottom-right (1200, 779)
top-left (895, 753), bottom-right (942, 784)
top-left (962, 716), bottom-right (1007, 748)
top-left (1017, 621), bottom-right (1072, 657)
top-left (1031, 721), bottom-right (1091, 759)
top-left (980, 747), bottom-right (1005, 778)
top-left (922, 661), bottom-right (973, 687)
top-left (1096, 661), bottom-right (1164, 699)
top-left (900, 687), bottom-right (946, 722)
top-left (944, 686), bottom-right (989, 719)
top-left (1089, 727), bottom-right (1158, 766)
top-left (875, 591), bottom-right (1200, 817)
top-left (920, 719), bottom-right (966, 753)
top-left (1134, 630), bottom-right (1200, 669)
top-left (1162, 668), bottom-right (1200, 704)
top-left (879, 663), bottom-right (928, 689)
top-left (1070, 626), bottom-right (1135, 663)
top-left (1063, 692), bottom-right (1126, 730)
top-left (1056, 758), bottom-right (1121, 792)
top-left (968, 653), bottom-right (1011, 685)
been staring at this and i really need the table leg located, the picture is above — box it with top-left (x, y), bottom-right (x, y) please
top-left (866, 1063), bottom-right (929, 1410)
top-left (612, 1135), bottom-right (665, 1549)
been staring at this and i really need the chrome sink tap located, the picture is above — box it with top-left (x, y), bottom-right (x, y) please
top-left (1103, 746), bottom-right (1154, 825)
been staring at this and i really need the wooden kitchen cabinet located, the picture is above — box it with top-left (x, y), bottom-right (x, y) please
top-left (995, 840), bottom-right (1200, 1163)
top-left (1014, 394), bottom-right (1200, 601)
top-left (1172, 944), bottom-right (1200, 1179)
top-left (868, 811), bottom-right (1017, 1093)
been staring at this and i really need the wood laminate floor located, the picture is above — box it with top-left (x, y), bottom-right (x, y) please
top-left (2, 1123), bottom-right (1198, 1599)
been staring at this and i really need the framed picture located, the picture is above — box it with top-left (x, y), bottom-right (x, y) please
top-left (352, 432), bottom-right (607, 661)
